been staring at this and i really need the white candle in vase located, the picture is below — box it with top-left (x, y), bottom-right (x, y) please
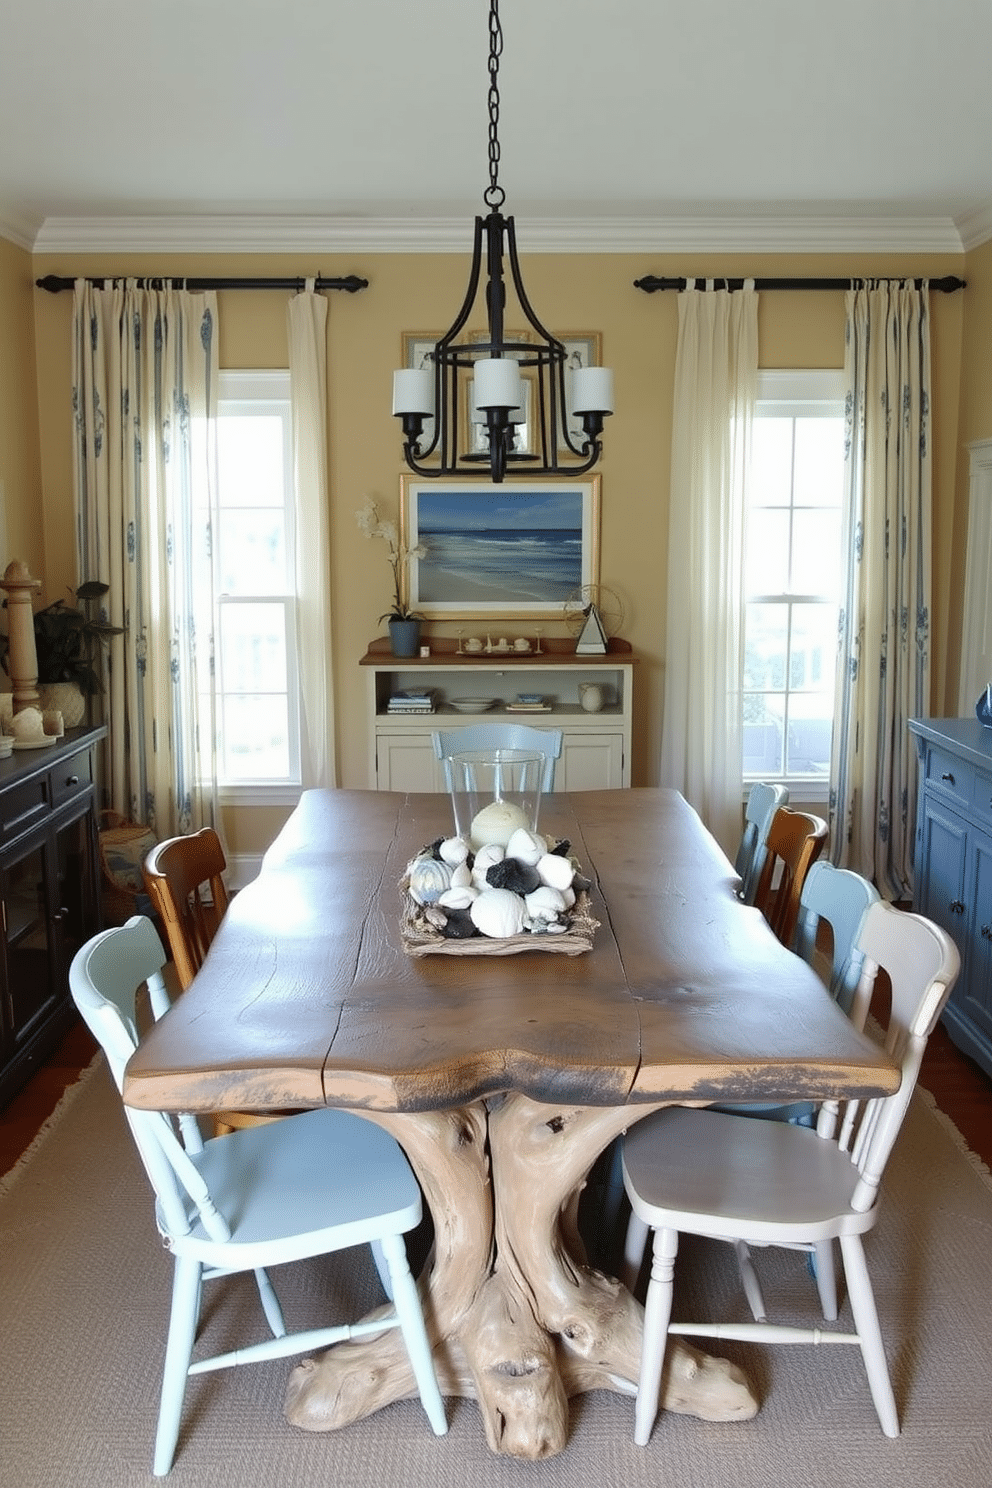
top-left (470, 801), bottom-right (530, 850)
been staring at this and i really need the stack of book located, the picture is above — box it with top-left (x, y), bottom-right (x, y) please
top-left (386, 689), bottom-right (436, 715)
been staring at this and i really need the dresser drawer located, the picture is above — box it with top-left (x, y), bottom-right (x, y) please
top-left (971, 768), bottom-right (992, 828)
top-left (924, 744), bottom-right (973, 812)
top-left (0, 775), bottom-right (50, 843)
top-left (50, 747), bottom-right (94, 810)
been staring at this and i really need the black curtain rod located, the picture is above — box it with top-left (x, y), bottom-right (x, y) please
top-left (635, 274), bottom-right (965, 294)
top-left (35, 273), bottom-right (369, 294)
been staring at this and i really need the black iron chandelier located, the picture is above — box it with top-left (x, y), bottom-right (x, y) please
top-left (391, 0), bottom-right (613, 484)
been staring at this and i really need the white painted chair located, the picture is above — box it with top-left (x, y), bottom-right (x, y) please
top-left (619, 902), bottom-right (959, 1446)
top-left (69, 915), bottom-right (447, 1475)
top-left (431, 722), bottom-right (563, 793)
top-left (734, 782), bottom-right (788, 905)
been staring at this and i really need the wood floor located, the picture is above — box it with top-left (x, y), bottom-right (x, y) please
top-left (2, 1009), bottom-right (991, 1180)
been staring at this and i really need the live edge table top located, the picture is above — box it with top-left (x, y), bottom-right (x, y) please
top-left (122, 787), bottom-right (898, 1117)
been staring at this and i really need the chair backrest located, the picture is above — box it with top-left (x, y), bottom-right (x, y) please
top-left (143, 828), bottom-right (230, 990)
top-left (734, 782), bottom-right (789, 905)
top-left (431, 723), bottom-right (563, 793)
top-left (793, 860), bottom-right (881, 1026)
top-left (69, 916), bottom-right (223, 1240)
top-left (830, 902), bottom-right (959, 1212)
top-left (753, 806), bottom-right (828, 947)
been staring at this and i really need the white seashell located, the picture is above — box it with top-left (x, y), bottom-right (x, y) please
top-left (471, 842), bottom-right (505, 886)
top-left (524, 884), bottom-right (567, 920)
top-left (450, 862), bottom-right (473, 888)
top-left (470, 887), bottom-right (527, 938)
top-left (560, 885), bottom-right (576, 909)
top-left (438, 885), bottom-right (479, 909)
top-left (544, 919), bottom-right (569, 933)
top-left (439, 835), bottom-right (471, 866)
top-left (408, 857), bottom-right (452, 905)
top-left (536, 852), bottom-right (575, 891)
top-left (506, 827), bottom-right (547, 866)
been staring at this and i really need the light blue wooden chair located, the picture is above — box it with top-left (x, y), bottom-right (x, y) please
top-left (734, 782), bottom-right (789, 905)
top-left (431, 722), bottom-right (563, 793)
top-left (69, 916), bottom-right (447, 1475)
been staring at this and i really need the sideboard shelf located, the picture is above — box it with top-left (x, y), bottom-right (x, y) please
top-left (360, 637), bottom-right (635, 793)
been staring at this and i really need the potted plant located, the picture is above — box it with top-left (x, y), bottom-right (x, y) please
top-left (1, 580), bottom-right (124, 725)
top-left (355, 497), bottom-right (427, 656)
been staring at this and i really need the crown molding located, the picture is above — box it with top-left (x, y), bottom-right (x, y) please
top-left (958, 204), bottom-right (992, 252)
top-left (0, 210), bottom-right (40, 252)
top-left (28, 211), bottom-right (970, 258)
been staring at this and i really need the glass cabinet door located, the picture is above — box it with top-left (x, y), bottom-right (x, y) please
top-left (0, 840), bottom-right (56, 1059)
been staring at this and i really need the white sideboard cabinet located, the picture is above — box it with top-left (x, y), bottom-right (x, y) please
top-left (360, 637), bottom-right (635, 793)
top-left (909, 716), bottom-right (992, 1079)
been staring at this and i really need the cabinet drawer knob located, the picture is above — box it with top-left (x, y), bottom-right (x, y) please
top-left (941, 771), bottom-right (955, 784)
top-left (949, 899), bottom-right (966, 915)
top-left (982, 924), bottom-right (992, 941)
top-left (65, 774), bottom-right (79, 786)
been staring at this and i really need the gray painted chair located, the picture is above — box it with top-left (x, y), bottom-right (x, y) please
top-left (431, 722), bottom-right (563, 793)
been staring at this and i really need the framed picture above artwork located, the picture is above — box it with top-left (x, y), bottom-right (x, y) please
top-left (400, 475), bottom-right (601, 619)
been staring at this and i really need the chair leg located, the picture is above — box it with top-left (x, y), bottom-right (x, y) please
top-left (253, 1268), bottom-right (287, 1337)
top-left (370, 1237), bottom-right (394, 1300)
top-left (621, 1210), bottom-right (651, 1294)
top-left (813, 1240), bottom-right (838, 1321)
top-left (733, 1240), bottom-right (767, 1322)
top-left (839, 1234), bottom-right (899, 1438)
top-left (378, 1231), bottom-right (447, 1436)
top-left (153, 1255), bottom-right (202, 1475)
top-left (634, 1225), bottom-right (679, 1447)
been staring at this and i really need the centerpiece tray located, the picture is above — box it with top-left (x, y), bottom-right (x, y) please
top-left (399, 876), bottom-right (599, 958)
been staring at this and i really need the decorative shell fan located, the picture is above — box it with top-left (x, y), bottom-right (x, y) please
top-left (562, 585), bottom-right (626, 648)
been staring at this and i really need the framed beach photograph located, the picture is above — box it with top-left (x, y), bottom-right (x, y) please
top-left (400, 475), bottom-right (601, 618)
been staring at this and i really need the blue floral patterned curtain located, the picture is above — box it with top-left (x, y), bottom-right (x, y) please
top-left (72, 280), bottom-right (220, 838)
top-left (829, 282), bottom-right (932, 898)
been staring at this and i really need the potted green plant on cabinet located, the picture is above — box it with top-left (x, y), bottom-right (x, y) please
top-left (1, 580), bottom-right (124, 726)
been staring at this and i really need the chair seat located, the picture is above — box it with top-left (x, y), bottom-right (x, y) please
top-left (164, 1107), bottom-right (423, 1267)
top-left (622, 1106), bottom-right (877, 1243)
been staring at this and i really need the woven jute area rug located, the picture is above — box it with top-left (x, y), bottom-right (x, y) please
top-left (2, 1057), bottom-right (992, 1488)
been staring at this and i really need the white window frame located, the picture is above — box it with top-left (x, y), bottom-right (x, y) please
top-left (214, 370), bottom-right (302, 808)
top-left (743, 369), bottom-right (846, 804)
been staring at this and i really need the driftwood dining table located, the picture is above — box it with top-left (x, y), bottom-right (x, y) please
top-left (123, 787), bottom-right (899, 1459)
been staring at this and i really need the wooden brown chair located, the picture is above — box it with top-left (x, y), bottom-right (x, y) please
top-left (143, 828), bottom-right (229, 991)
top-left (752, 806), bottom-right (828, 947)
top-left (143, 828), bottom-right (281, 1134)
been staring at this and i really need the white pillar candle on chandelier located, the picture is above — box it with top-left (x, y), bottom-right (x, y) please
top-left (569, 365), bottom-right (615, 415)
top-left (392, 368), bottom-right (434, 416)
top-left (473, 358), bottom-right (524, 410)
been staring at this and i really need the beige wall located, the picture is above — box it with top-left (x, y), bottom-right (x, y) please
top-left (0, 238), bottom-right (44, 580)
top-left (20, 244), bottom-right (971, 852)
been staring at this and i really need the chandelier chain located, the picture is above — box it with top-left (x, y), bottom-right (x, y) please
top-left (484, 0), bottom-right (504, 210)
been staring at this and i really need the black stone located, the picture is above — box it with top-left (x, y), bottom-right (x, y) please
top-left (486, 859), bottom-right (541, 894)
top-left (438, 907), bottom-right (479, 939)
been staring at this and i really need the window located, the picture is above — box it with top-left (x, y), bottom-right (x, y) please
top-left (743, 371), bottom-right (845, 795)
top-left (207, 371), bottom-right (300, 798)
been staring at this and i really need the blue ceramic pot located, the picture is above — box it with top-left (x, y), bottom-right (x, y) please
top-left (388, 618), bottom-right (421, 657)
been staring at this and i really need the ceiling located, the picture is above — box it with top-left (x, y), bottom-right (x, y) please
top-left (4, 0), bottom-right (992, 255)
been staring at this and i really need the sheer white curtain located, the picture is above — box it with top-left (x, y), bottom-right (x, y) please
top-left (659, 281), bottom-right (758, 857)
top-left (72, 280), bottom-right (220, 837)
top-left (287, 284), bottom-right (335, 787)
top-left (829, 282), bottom-right (932, 898)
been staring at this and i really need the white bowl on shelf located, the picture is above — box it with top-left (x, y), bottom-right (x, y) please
top-left (449, 698), bottom-right (496, 714)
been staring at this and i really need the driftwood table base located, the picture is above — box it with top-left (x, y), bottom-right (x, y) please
top-left (284, 1096), bottom-right (757, 1458)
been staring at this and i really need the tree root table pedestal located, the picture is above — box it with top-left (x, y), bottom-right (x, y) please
top-left (123, 788), bottom-right (898, 1459)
